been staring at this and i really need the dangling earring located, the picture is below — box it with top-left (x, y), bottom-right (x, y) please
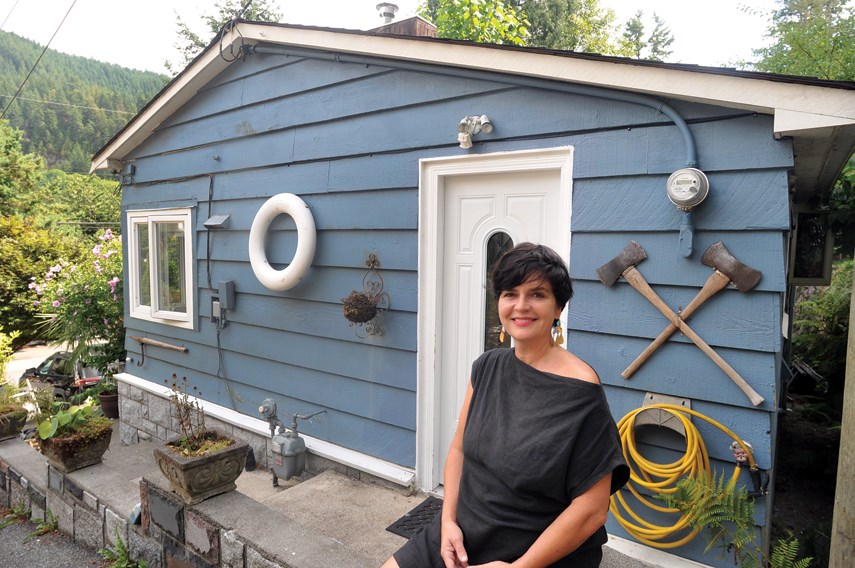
top-left (552, 319), bottom-right (564, 346)
top-left (499, 327), bottom-right (506, 343)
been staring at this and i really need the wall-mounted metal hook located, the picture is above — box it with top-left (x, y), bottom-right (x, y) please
top-left (130, 336), bottom-right (189, 367)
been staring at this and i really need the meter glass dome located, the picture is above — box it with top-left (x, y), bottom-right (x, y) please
top-left (667, 168), bottom-right (710, 209)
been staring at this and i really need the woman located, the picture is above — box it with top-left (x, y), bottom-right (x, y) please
top-left (383, 242), bottom-right (629, 568)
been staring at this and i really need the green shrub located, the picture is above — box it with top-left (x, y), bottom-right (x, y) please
top-left (792, 259), bottom-right (853, 398)
top-left (0, 215), bottom-right (85, 347)
top-left (0, 325), bottom-right (20, 379)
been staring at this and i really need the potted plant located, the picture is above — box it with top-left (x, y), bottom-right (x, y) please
top-left (96, 376), bottom-right (120, 419)
top-left (37, 397), bottom-right (112, 473)
top-left (153, 375), bottom-right (248, 505)
top-left (0, 382), bottom-right (28, 441)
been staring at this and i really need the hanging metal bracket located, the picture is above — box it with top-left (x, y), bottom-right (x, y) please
top-left (130, 336), bottom-right (189, 366)
top-left (634, 392), bottom-right (692, 436)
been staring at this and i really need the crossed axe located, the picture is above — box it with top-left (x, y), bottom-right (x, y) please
top-left (597, 241), bottom-right (764, 406)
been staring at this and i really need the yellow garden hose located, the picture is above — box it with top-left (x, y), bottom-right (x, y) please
top-left (609, 403), bottom-right (758, 549)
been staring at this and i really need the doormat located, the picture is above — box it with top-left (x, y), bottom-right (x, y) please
top-left (386, 496), bottom-right (443, 539)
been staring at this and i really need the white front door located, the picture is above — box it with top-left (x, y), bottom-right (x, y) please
top-left (418, 148), bottom-right (574, 491)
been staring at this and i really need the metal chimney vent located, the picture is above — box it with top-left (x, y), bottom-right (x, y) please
top-left (376, 2), bottom-right (399, 24)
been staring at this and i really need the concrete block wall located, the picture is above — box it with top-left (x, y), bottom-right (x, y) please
top-left (1, 454), bottom-right (129, 556)
top-left (0, 449), bottom-right (293, 568)
top-left (138, 477), bottom-right (289, 568)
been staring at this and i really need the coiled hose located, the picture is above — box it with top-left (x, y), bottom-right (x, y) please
top-left (608, 403), bottom-right (758, 549)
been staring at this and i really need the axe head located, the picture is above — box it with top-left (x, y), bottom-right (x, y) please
top-left (701, 242), bottom-right (762, 292)
top-left (597, 241), bottom-right (648, 287)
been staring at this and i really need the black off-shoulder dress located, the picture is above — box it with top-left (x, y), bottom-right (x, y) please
top-left (394, 348), bottom-right (629, 567)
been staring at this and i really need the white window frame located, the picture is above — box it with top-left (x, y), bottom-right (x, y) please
top-left (126, 208), bottom-right (195, 329)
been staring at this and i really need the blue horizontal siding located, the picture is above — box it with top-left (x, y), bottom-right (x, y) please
top-left (570, 280), bottom-right (781, 352)
top-left (206, 229), bottom-right (417, 270)
top-left (153, 70), bottom-right (511, 154)
top-left (200, 261), bottom-right (418, 311)
top-left (569, 231), bottom-right (787, 292)
top-left (119, 48), bottom-right (792, 509)
top-left (583, 330), bottom-right (778, 410)
top-left (161, 57), bottom-right (394, 126)
top-left (571, 169), bottom-right (791, 232)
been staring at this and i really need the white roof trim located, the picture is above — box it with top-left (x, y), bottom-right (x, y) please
top-left (91, 23), bottom-right (855, 171)
top-left (775, 108), bottom-right (855, 137)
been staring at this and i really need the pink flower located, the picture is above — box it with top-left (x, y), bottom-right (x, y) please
top-left (52, 300), bottom-right (60, 308)
top-left (28, 281), bottom-right (36, 289)
top-left (92, 244), bottom-right (103, 255)
top-left (33, 300), bottom-right (39, 307)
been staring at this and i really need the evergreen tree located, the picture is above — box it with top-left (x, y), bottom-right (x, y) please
top-left (647, 13), bottom-right (674, 61)
top-left (0, 119), bottom-right (42, 215)
top-left (0, 31), bottom-right (167, 173)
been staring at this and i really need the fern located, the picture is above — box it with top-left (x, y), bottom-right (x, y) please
top-left (664, 473), bottom-right (814, 568)
top-left (770, 534), bottom-right (812, 568)
top-left (99, 526), bottom-right (148, 568)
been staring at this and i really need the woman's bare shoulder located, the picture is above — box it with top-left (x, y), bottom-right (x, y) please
top-left (556, 349), bottom-right (600, 384)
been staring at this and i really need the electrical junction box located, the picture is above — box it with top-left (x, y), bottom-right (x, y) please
top-left (219, 280), bottom-right (235, 310)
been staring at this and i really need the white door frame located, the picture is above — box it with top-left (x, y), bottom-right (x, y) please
top-left (416, 147), bottom-right (574, 491)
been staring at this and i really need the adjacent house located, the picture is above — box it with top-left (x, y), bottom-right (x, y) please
top-left (91, 20), bottom-right (855, 566)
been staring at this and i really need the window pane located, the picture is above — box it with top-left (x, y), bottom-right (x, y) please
top-left (483, 232), bottom-right (514, 352)
top-left (136, 223), bottom-right (151, 307)
top-left (155, 221), bottom-right (186, 314)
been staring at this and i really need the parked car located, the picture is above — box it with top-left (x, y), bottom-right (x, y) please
top-left (19, 351), bottom-right (102, 401)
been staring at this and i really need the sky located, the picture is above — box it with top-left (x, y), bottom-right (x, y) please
top-left (0, 0), bottom-right (778, 74)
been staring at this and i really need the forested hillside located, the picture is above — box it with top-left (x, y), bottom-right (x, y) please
top-left (0, 31), bottom-right (168, 173)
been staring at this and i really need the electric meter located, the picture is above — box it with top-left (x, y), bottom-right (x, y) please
top-left (666, 168), bottom-right (710, 210)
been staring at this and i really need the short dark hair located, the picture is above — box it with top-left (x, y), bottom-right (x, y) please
top-left (490, 242), bottom-right (573, 309)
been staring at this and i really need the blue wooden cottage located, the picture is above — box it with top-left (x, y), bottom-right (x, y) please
top-left (91, 20), bottom-right (855, 566)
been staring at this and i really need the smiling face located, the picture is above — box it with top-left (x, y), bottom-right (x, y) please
top-left (497, 274), bottom-right (563, 346)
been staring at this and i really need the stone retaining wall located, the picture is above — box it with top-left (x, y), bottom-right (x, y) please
top-left (0, 446), bottom-right (303, 567)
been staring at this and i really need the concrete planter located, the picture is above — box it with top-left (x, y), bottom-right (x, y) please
top-left (40, 422), bottom-right (113, 473)
top-left (153, 428), bottom-right (248, 505)
top-left (0, 408), bottom-right (27, 441)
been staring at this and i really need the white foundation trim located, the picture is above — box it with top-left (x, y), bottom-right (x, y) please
top-left (605, 535), bottom-right (712, 568)
top-left (115, 373), bottom-right (415, 487)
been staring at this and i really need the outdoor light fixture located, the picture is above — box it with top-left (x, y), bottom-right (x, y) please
top-left (457, 115), bottom-right (493, 148)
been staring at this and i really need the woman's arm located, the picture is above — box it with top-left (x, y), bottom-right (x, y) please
top-left (472, 473), bottom-right (613, 568)
top-left (441, 381), bottom-right (474, 568)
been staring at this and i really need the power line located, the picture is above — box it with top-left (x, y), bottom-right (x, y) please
top-left (0, 0), bottom-right (21, 30)
top-left (0, 94), bottom-right (136, 115)
top-left (0, 0), bottom-right (78, 121)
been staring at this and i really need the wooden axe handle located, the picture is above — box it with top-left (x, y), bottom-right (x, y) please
top-left (622, 267), bottom-right (764, 406)
top-left (622, 270), bottom-right (730, 379)
top-left (130, 336), bottom-right (189, 353)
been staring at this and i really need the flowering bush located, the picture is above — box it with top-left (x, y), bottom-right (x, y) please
top-left (30, 229), bottom-right (125, 375)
